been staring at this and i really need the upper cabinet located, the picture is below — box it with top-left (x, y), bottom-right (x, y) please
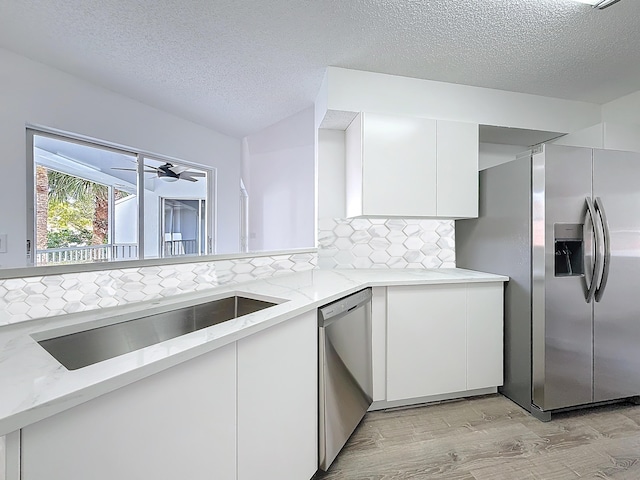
top-left (436, 120), bottom-right (479, 218)
top-left (345, 112), bottom-right (478, 219)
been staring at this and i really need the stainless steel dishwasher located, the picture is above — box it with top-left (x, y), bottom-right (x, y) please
top-left (318, 288), bottom-right (373, 471)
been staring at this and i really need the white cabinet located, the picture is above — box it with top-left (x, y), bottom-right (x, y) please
top-left (466, 283), bottom-right (504, 390)
top-left (386, 283), bottom-right (503, 402)
top-left (3, 431), bottom-right (18, 480)
top-left (346, 112), bottom-right (437, 217)
top-left (237, 311), bottom-right (317, 480)
top-left (0, 435), bottom-right (5, 480)
top-left (19, 312), bottom-right (319, 480)
top-left (21, 343), bottom-right (237, 480)
top-left (371, 286), bottom-right (388, 402)
top-left (436, 121), bottom-right (479, 218)
top-left (345, 112), bottom-right (478, 219)
top-left (386, 284), bottom-right (467, 401)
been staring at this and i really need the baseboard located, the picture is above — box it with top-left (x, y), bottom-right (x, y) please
top-left (368, 386), bottom-right (498, 411)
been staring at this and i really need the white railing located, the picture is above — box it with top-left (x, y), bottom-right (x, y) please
top-left (36, 244), bottom-right (138, 265)
top-left (163, 239), bottom-right (198, 257)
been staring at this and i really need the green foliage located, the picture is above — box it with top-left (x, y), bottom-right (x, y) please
top-left (114, 189), bottom-right (131, 200)
top-left (46, 229), bottom-right (93, 249)
top-left (45, 169), bottom-right (109, 246)
top-left (48, 196), bottom-right (93, 233)
top-left (47, 170), bottom-right (108, 204)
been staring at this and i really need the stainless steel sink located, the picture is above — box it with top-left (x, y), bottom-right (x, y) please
top-left (38, 296), bottom-right (279, 370)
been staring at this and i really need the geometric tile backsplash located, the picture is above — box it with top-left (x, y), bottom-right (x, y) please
top-left (0, 217), bottom-right (456, 326)
top-left (318, 218), bottom-right (455, 269)
top-left (0, 251), bottom-right (316, 326)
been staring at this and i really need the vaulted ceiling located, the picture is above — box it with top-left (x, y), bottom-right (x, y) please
top-left (1, 0), bottom-right (638, 138)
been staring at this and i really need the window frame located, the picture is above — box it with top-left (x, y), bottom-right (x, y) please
top-left (26, 127), bottom-right (215, 268)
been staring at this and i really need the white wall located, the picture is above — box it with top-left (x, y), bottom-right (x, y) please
top-left (600, 93), bottom-right (640, 152)
top-left (479, 143), bottom-right (527, 170)
top-left (551, 121), bottom-right (640, 152)
top-left (315, 72), bottom-right (329, 130)
top-left (543, 91), bottom-right (640, 151)
top-left (552, 123), bottom-right (604, 148)
top-left (317, 129), bottom-right (346, 218)
top-left (602, 90), bottom-right (640, 126)
top-left (114, 196), bottom-right (137, 244)
top-left (320, 67), bottom-right (602, 134)
top-left (242, 108), bottom-right (315, 252)
top-left (603, 123), bottom-right (640, 152)
top-left (0, 48), bottom-right (242, 267)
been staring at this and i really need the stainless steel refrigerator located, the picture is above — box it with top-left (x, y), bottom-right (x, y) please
top-left (456, 143), bottom-right (640, 420)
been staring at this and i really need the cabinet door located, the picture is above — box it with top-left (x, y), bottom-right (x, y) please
top-left (345, 113), bottom-right (364, 217)
top-left (21, 343), bottom-right (237, 480)
top-left (371, 286), bottom-right (387, 402)
top-left (361, 112), bottom-right (437, 217)
top-left (436, 120), bottom-right (478, 218)
top-left (467, 283), bottom-right (504, 390)
top-left (386, 284), bottom-right (466, 401)
top-left (237, 312), bottom-right (317, 480)
top-left (0, 435), bottom-right (5, 479)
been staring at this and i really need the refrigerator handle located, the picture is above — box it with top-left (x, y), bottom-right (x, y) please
top-left (584, 197), bottom-right (602, 303)
top-left (594, 197), bottom-right (611, 302)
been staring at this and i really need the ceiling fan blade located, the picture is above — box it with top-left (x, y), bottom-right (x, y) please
top-left (185, 171), bottom-right (206, 177)
top-left (169, 165), bottom-right (189, 174)
top-left (111, 167), bottom-right (157, 173)
top-left (178, 174), bottom-right (199, 182)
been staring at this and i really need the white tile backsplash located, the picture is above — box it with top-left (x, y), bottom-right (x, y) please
top-left (318, 218), bottom-right (455, 269)
top-left (0, 252), bottom-right (317, 326)
top-left (0, 218), bottom-right (455, 326)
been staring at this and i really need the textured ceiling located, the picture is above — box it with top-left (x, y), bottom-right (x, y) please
top-left (1, 0), bottom-right (639, 138)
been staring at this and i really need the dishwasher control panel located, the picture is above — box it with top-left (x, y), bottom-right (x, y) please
top-left (318, 288), bottom-right (372, 325)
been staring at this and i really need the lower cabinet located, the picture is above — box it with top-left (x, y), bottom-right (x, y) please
top-left (466, 283), bottom-right (504, 390)
top-left (16, 284), bottom-right (501, 478)
top-left (20, 312), bottom-right (318, 480)
top-left (386, 283), bottom-right (503, 402)
top-left (1, 435), bottom-right (6, 480)
top-left (237, 310), bottom-right (317, 480)
top-left (21, 342), bottom-right (237, 480)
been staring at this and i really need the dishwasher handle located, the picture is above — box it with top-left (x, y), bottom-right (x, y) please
top-left (318, 288), bottom-right (372, 327)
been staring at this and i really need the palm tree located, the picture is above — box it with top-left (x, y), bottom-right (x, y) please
top-left (43, 169), bottom-right (109, 246)
top-left (35, 165), bottom-right (49, 250)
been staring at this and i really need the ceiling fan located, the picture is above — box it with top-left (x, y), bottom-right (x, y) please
top-left (112, 162), bottom-right (206, 182)
top-left (572, 0), bottom-right (623, 8)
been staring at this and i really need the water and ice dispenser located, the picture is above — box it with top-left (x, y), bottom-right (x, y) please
top-left (554, 223), bottom-right (584, 277)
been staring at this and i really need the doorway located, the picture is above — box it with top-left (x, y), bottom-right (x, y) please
top-left (161, 198), bottom-right (207, 257)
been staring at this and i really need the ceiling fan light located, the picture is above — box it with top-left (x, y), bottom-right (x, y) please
top-left (159, 176), bottom-right (179, 183)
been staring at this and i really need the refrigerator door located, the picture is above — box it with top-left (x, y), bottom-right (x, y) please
top-left (533, 144), bottom-right (594, 411)
top-left (593, 149), bottom-right (640, 402)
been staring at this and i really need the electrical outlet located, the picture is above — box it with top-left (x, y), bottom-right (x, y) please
top-left (0, 234), bottom-right (7, 253)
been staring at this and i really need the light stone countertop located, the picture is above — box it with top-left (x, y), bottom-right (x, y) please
top-left (0, 268), bottom-right (507, 436)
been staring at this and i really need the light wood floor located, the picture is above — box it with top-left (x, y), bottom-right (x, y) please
top-left (314, 394), bottom-right (640, 480)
